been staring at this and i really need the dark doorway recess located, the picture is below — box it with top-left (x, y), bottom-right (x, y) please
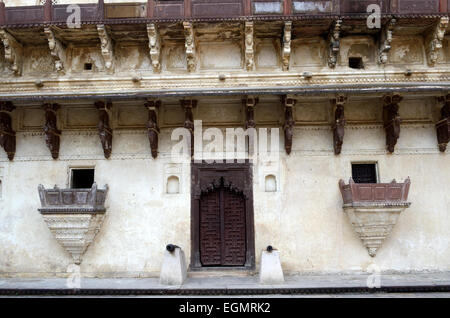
top-left (352, 163), bottom-right (377, 184)
top-left (191, 161), bottom-right (255, 270)
top-left (71, 169), bottom-right (95, 189)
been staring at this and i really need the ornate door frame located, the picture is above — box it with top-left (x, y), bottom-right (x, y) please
top-left (190, 161), bottom-right (255, 270)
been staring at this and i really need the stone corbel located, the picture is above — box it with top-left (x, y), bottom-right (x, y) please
top-left (379, 18), bottom-right (396, 64)
top-left (245, 21), bottom-right (255, 71)
top-left (436, 94), bottom-right (450, 152)
top-left (281, 21), bottom-right (292, 71)
top-left (283, 95), bottom-right (295, 155)
top-left (42, 103), bottom-right (61, 160)
top-left (97, 24), bottom-right (114, 71)
top-left (383, 94), bottom-right (403, 153)
top-left (425, 16), bottom-right (449, 67)
top-left (183, 22), bottom-right (196, 72)
top-left (147, 23), bottom-right (161, 73)
top-left (0, 101), bottom-right (16, 161)
top-left (327, 19), bottom-right (342, 68)
top-left (0, 28), bottom-right (23, 75)
top-left (243, 95), bottom-right (258, 129)
top-left (95, 101), bottom-right (113, 159)
top-left (44, 27), bottom-right (66, 74)
top-left (331, 95), bottom-right (347, 155)
top-left (145, 100), bottom-right (161, 159)
top-left (180, 99), bottom-right (196, 157)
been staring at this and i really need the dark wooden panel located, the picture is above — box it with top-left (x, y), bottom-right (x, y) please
top-left (340, 0), bottom-right (389, 14)
top-left (192, 0), bottom-right (244, 17)
top-left (223, 190), bottom-right (246, 266)
top-left (154, 0), bottom-right (185, 18)
top-left (52, 4), bottom-right (98, 23)
top-left (200, 189), bottom-right (222, 266)
top-left (395, 0), bottom-right (439, 13)
top-left (5, 6), bottom-right (44, 24)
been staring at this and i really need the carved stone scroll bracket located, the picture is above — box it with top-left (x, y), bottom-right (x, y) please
top-left (42, 103), bottom-right (61, 160)
top-left (97, 24), bottom-right (114, 72)
top-left (95, 101), bottom-right (113, 159)
top-left (245, 21), bottom-right (255, 71)
top-left (147, 23), bottom-right (161, 73)
top-left (44, 26), bottom-right (66, 74)
top-left (327, 19), bottom-right (342, 68)
top-left (331, 94), bottom-right (347, 155)
top-left (425, 16), bottom-right (449, 67)
top-left (383, 94), bottom-right (403, 153)
top-left (282, 95), bottom-right (296, 155)
top-left (145, 100), bottom-right (161, 159)
top-left (243, 95), bottom-right (258, 130)
top-left (281, 21), bottom-right (292, 71)
top-left (0, 28), bottom-right (23, 76)
top-left (0, 101), bottom-right (16, 161)
top-left (180, 99), bottom-right (197, 157)
top-left (379, 18), bottom-right (396, 64)
top-left (183, 21), bottom-right (196, 72)
top-left (436, 94), bottom-right (450, 152)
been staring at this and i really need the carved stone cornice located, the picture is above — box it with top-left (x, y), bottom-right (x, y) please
top-left (0, 101), bottom-right (16, 160)
top-left (183, 21), bottom-right (196, 72)
top-left (95, 101), bottom-right (112, 159)
top-left (436, 94), bottom-right (450, 152)
top-left (281, 21), bottom-right (292, 71)
top-left (243, 95), bottom-right (258, 129)
top-left (0, 28), bottom-right (22, 75)
top-left (145, 100), bottom-right (161, 159)
top-left (379, 18), bottom-right (396, 64)
top-left (44, 26), bottom-right (66, 74)
top-left (282, 95), bottom-right (295, 155)
top-left (327, 19), bottom-right (342, 69)
top-left (383, 94), bottom-right (403, 153)
top-left (180, 99), bottom-right (196, 156)
top-left (97, 24), bottom-right (114, 71)
top-left (244, 21), bottom-right (255, 71)
top-left (331, 94), bottom-right (347, 155)
top-left (147, 23), bottom-right (161, 73)
top-left (42, 103), bottom-right (61, 159)
top-left (425, 16), bottom-right (449, 67)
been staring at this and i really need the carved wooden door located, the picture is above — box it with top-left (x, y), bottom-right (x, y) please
top-left (199, 185), bottom-right (246, 266)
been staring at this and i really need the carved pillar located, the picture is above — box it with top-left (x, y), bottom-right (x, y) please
top-left (283, 95), bottom-right (295, 155)
top-left (436, 94), bottom-right (450, 152)
top-left (243, 96), bottom-right (258, 129)
top-left (145, 100), bottom-right (161, 159)
top-left (244, 21), bottom-right (255, 71)
top-left (331, 95), bottom-right (347, 155)
top-left (0, 101), bottom-right (16, 161)
top-left (147, 23), bottom-right (161, 73)
top-left (379, 18), bottom-right (396, 64)
top-left (42, 103), bottom-right (61, 159)
top-left (383, 94), bottom-right (403, 153)
top-left (425, 16), bottom-right (449, 67)
top-left (327, 19), bottom-right (342, 68)
top-left (183, 22), bottom-right (196, 72)
top-left (181, 99), bottom-right (196, 157)
top-left (44, 27), bottom-right (66, 74)
top-left (281, 21), bottom-right (292, 71)
top-left (0, 28), bottom-right (23, 75)
top-left (95, 101), bottom-right (113, 159)
top-left (97, 24), bottom-right (114, 71)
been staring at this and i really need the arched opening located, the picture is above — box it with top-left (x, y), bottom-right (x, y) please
top-left (265, 174), bottom-right (277, 192)
top-left (166, 175), bottom-right (180, 194)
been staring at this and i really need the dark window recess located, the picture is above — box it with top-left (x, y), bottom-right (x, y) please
top-left (352, 164), bottom-right (377, 184)
top-left (71, 169), bottom-right (95, 189)
top-left (349, 57), bottom-right (364, 69)
top-left (84, 63), bottom-right (93, 71)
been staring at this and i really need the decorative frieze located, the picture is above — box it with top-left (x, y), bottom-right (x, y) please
top-left (331, 95), bottom-right (347, 155)
top-left (283, 95), bottom-right (295, 155)
top-left (243, 95), bottom-right (258, 129)
top-left (44, 26), bottom-right (66, 74)
top-left (95, 101), bottom-right (112, 159)
top-left (0, 101), bottom-right (15, 161)
top-left (183, 22), bottom-right (196, 72)
top-left (436, 94), bottom-right (450, 152)
top-left (383, 94), bottom-right (403, 153)
top-left (379, 18), bottom-right (396, 64)
top-left (425, 16), bottom-right (449, 67)
top-left (180, 99), bottom-right (196, 157)
top-left (42, 103), bottom-right (61, 159)
top-left (327, 19), bottom-right (342, 68)
top-left (145, 100), bottom-right (161, 159)
top-left (97, 24), bottom-right (114, 71)
top-left (147, 23), bottom-right (161, 73)
top-left (339, 177), bottom-right (411, 257)
top-left (244, 21), bottom-right (255, 71)
top-left (0, 29), bottom-right (22, 75)
top-left (281, 21), bottom-right (292, 71)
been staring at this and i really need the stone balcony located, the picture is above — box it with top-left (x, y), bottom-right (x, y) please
top-left (338, 177), bottom-right (411, 257)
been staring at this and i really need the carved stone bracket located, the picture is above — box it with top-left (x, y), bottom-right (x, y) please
top-left (282, 95), bottom-right (295, 155)
top-left (327, 19), bottom-right (342, 68)
top-left (245, 21), bottom-right (255, 71)
top-left (425, 16), bottom-right (449, 67)
top-left (145, 100), bottom-right (161, 159)
top-left (42, 103), bottom-right (61, 159)
top-left (0, 101), bottom-right (16, 161)
top-left (97, 24), bottom-right (114, 71)
top-left (379, 18), bottom-right (396, 64)
top-left (183, 22), bottom-right (196, 72)
top-left (281, 21), bottom-right (292, 71)
top-left (181, 99), bottom-right (196, 157)
top-left (243, 95), bottom-right (258, 129)
top-left (436, 94), bottom-right (450, 152)
top-left (383, 94), bottom-right (403, 153)
top-left (44, 26), bottom-right (66, 74)
top-left (0, 28), bottom-right (23, 75)
top-left (331, 95), bottom-right (347, 155)
top-left (95, 101), bottom-right (112, 159)
top-left (147, 23), bottom-right (161, 73)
